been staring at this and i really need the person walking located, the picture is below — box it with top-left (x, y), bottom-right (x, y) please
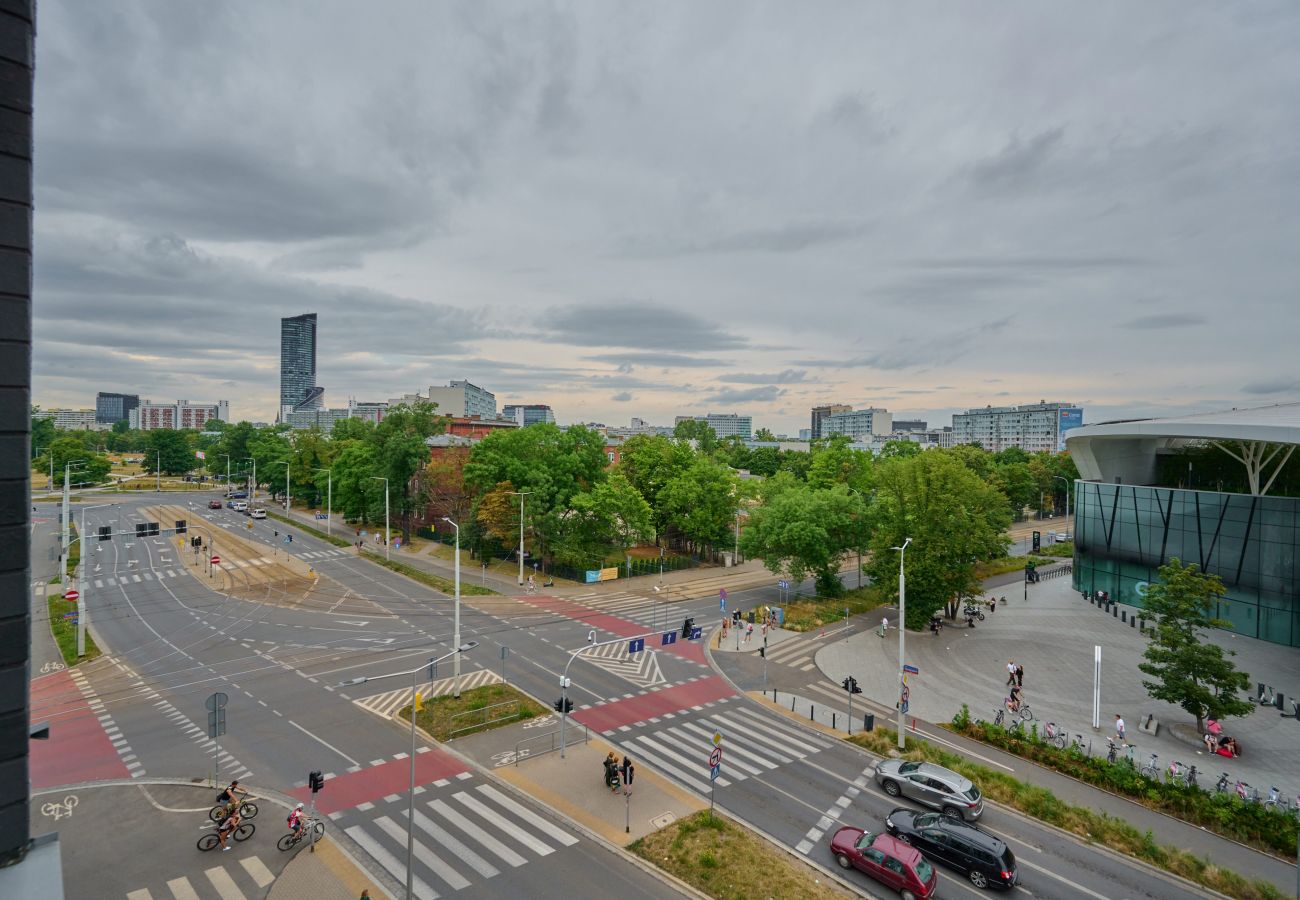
top-left (744, 621), bottom-right (754, 644)
top-left (1114, 714), bottom-right (1126, 745)
top-left (621, 756), bottom-right (635, 794)
top-left (1015, 663), bottom-right (1024, 688)
top-left (1006, 660), bottom-right (1017, 686)
top-left (878, 616), bottom-right (889, 638)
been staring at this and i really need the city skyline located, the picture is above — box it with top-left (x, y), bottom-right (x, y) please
top-left (30, 3), bottom-right (1300, 433)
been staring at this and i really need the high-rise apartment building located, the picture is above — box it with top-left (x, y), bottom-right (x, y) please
top-left (673, 413), bottom-right (754, 440)
top-left (131, 399), bottom-right (229, 431)
top-left (280, 313), bottom-right (321, 421)
top-left (951, 402), bottom-right (1082, 453)
top-left (893, 419), bottom-right (927, 433)
top-left (810, 404), bottom-right (853, 440)
top-left (823, 408), bottom-right (892, 441)
top-left (504, 404), bottom-right (556, 427)
top-left (95, 392), bottom-right (139, 424)
top-left (427, 380), bottom-right (496, 419)
top-left (35, 408), bottom-right (101, 430)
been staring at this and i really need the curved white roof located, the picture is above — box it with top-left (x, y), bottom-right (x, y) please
top-left (1066, 402), bottom-right (1300, 484)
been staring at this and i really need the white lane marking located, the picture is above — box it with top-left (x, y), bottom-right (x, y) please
top-left (475, 784), bottom-right (579, 846)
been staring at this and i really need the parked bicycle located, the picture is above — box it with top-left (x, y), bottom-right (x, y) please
top-left (1138, 752), bottom-right (1160, 780)
top-left (1216, 772), bottom-right (1231, 793)
top-left (962, 605), bottom-right (986, 621)
top-left (1166, 761), bottom-right (1193, 787)
top-left (198, 821), bottom-right (254, 851)
top-left (1105, 738), bottom-right (1119, 764)
top-left (1066, 733), bottom-right (1089, 756)
top-left (1263, 786), bottom-right (1291, 813)
top-left (1045, 722), bottom-right (1068, 750)
top-left (277, 818), bottom-right (326, 852)
top-left (1235, 780), bottom-right (1261, 804)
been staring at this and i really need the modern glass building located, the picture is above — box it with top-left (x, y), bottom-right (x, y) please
top-left (95, 391), bottom-right (139, 424)
top-left (1067, 403), bottom-right (1300, 647)
top-left (280, 313), bottom-right (321, 420)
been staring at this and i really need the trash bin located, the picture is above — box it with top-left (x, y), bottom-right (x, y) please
top-left (748, 611), bottom-right (755, 624)
top-left (863, 713), bottom-right (875, 732)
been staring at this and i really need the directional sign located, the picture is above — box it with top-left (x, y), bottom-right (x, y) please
top-left (63, 589), bottom-right (79, 602)
top-left (628, 638), bottom-right (645, 654)
top-left (660, 631), bottom-right (677, 646)
top-left (62, 613), bottom-right (78, 620)
top-left (689, 626), bottom-right (702, 641)
top-left (778, 580), bottom-right (789, 589)
top-left (210, 555), bottom-right (221, 565)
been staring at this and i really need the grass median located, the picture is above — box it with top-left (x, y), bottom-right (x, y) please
top-left (264, 509), bottom-right (352, 548)
top-left (47, 594), bottom-right (100, 664)
top-left (362, 550), bottom-right (497, 596)
top-left (780, 584), bottom-right (887, 632)
top-left (398, 683), bottom-right (546, 742)
top-left (846, 726), bottom-right (1283, 900)
top-left (629, 810), bottom-right (852, 900)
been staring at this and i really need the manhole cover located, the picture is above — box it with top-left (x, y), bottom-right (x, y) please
top-left (649, 812), bottom-right (676, 829)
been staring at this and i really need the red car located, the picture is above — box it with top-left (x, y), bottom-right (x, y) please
top-left (830, 827), bottom-right (937, 899)
top-left (208, 500), bottom-right (223, 509)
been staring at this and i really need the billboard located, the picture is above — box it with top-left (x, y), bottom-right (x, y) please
top-left (1058, 408), bottom-right (1084, 450)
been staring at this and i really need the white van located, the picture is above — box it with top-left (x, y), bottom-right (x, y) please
top-left (232, 500), bottom-right (249, 513)
top-left (250, 508), bottom-right (267, 519)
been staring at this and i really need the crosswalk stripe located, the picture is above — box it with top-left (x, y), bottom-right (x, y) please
top-left (453, 792), bottom-right (555, 857)
top-left (132, 574), bottom-right (142, 583)
top-left (630, 734), bottom-right (726, 791)
top-left (703, 712), bottom-right (796, 762)
top-left (676, 721), bottom-right (776, 772)
top-left (475, 784), bottom-right (579, 847)
top-left (166, 876), bottom-right (201, 900)
top-left (408, 809), bottom-right (500, 879)
top-left (238, 856), bottom-right (275, 888)
top-left (374, 815), bottom-right (471, 890)
top-left (427, 798), bottom-right (527, 867)
top-left (655, 726), bottom-right (760, 776)
top-left (126, 889), bottom-right (153, 900)
top-left (346, 825), bottom-right (440, 900)
top-left (94, 579), bottom-right (103, 588)
top-left (204, 865), bottom-right (248, 900)
top-left (727, 707), bottom-right (832, 754)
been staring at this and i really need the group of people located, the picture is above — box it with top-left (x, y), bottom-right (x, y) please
top-left (602, 753), bottom-right (635, 793)
top-left (1203, 718), bottom-right (1242, 757)
top-left (213, 780), bottom-right (307, 852)
top-left (1005, 659), bottom-right (1026, 711)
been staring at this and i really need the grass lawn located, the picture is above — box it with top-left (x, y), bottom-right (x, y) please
top-left (399, 683), bottom-right (547, 742)
top-left (47, 594), bottom-right (100, 664)
top-left (363, 551), bottom-right (498, 596)
top-left (265, 509), bottom-right (352, 548)
top-left (629, 810), bottom-right (853, 900)
top-left (780, 584), bottom-right (888, 633)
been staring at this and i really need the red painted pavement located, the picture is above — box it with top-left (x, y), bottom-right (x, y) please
top-left (29, 671), bottom-right (129, 789)
top-left (521, 595), bottom-right (707, 665)
top-left (572, 675), bottom-right (736, 733)
top-left (288, 748), bottom-right (470, 815)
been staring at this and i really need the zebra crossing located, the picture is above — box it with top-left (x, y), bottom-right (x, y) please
top-left (94, 569), bottom-right (185, 587)
top-left (758, 634), bottom-right (825, 672)
top-left (575, 639), bottom-right (666, 688)
top-left (122, 854), bottom-right (277, 900)
top-left (566, 590), bottom-right (677, 627)
top-left (336, 780), bottom-right (580, 900)
top-left (296, 549), bottom-right (347, 560)
top-left (354, 669), bottom-right (502, 719)
top-left (611, 698), bottom-right (834, 794)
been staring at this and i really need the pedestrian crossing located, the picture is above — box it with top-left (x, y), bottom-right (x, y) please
top-left (122, 854), bottom-right (276, 899)
top-left (759, 634), bottom-right (824, 671)
top-left (95, 569), bottom-right (185, 587)
top-left (336, 781), bottom-right (580, 900)
top-left (297, 549), bottom-right (347, 560)
top-left (566, 590), bottom-right (682, 628)
top-left (577, 639), bottom-right (666, 688)
top-left (611, 698), bottom-right (834, 795)
top-left (355, 669), bottom-right (503, 719)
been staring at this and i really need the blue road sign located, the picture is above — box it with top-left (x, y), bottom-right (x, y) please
top-left (660, 631), bottom-right (677, 646)
top-left (710, 764), bottom-right (720, 782)
top-left (689, 626), bottom-right (702, 641)
top-left (778, 580), bottom-right (789, 589)
top-left (903, 664), bottom-right (919, 675)
top-left (628, 638), bottom-right (645, 654)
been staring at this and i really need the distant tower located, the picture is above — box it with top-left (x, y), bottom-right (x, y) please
top-left (280, 313), bottom-right (321, 420)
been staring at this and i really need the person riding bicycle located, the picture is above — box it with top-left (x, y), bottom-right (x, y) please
top-left (217, 810), bottom-right (242, 852)
top-left (216, 780), bottom-right (246, 820)
top-left (1006, 686), bottom-right (1022, 713)
top-left (287, 802), bottom-right (306, 839)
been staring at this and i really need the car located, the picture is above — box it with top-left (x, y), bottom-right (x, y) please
top-left (232, 501), bottom-right (249, 513)
top-left (829, 826), bottom-right (937, 899)
top-left (226, 490), bottom-right (248, 499)
top-left (885, 808), bottom-right (1017, 890)
top-left (250, 508), bottom-right (266, 519)
top-left (208, 500), bottom-right (223, 509)
top-left (874, 760), bottom-right (983, 821)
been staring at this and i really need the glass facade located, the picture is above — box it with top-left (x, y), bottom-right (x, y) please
top-left (280, 313), bottom-right (319, 418)
top-left (1073, 481), bottom-right (1300, 646)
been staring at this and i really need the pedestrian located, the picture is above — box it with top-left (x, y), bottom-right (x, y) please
top-left (878, 616), bottom-right (889, 638)
top-left (744, 621), bottom-right (753, 644)
top-left (1015, 663), bottom-right (1024, 688)
top-left (621, 755), bottom-right (635, 793)
top-left (360, 891), bottom-right (371, 900)
top-left (1006, 660), bottom-right (1016, 686)
top-left (1114, 714), bottom-right (1126, 745)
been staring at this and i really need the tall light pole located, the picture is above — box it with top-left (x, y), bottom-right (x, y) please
top-left (506, 491), bottom-right (532, 585)
top-left (1053, 475), bottom-right (1071, 530)
top-left (442, 517), bottom-right (463, 698)
top-left (315, 468), bottom-right (332, 535)
top-left (34, 445), bottom-right (50, 492)
top-left (242, 457), bottom-right (256, 504)
top-left (218, 453), bottom-right (230, 489)
top-left (338, 642), bottom-right (477, 900)
top-left (371, 476), bottom-right (389, 560)
top-left (62, 460), bottom-right (85, 579)
top-left (276, 460), bottom-right (291, 512)
top-left (893, 537), bottom-right (912, 750)
top-left (155, 449), bottom-right (161, 492)
top-left (76, 503), bottom-right (115, 657)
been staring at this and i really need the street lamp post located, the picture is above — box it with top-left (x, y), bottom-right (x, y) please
top-left (442, 517), bottom-right (464, 698)
top-left (338, 642), bottom-right (477, 900)
top-left (1053, 475), bottom-right (1071, 530)
top-left (371, 476), bottom-right (389, 560)
top-left (241, 457), bottom-right (256, 504)
top-left (155, 449), bottom-right (162, 492)
top-left (506, 491), bottom-right (532, 585)
top-left (276, 460), bottom-right (291, 512)
top-left (315, 468), bottom-right (332, 535)
top-left (61, 460), bottom-right (85, 579)
top-left (76, 503), bottom-right (116, 657)
top-left (893, 537), bottom-right (912, 750)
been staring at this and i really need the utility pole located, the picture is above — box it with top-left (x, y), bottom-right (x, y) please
top-left (61, 460), bottom-right (84, 581)
top-left (156, 449), bottom-right (161, 492)
top-left (894, 537), bottom-right (911, 750)
top-left (506, 490), bottom-right (532, 585)
top-left (443, 517), bottom-right (463, 698)
top-left (316, 468), bottom-right (331, 535)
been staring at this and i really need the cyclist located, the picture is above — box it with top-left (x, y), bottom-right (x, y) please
top-left (217, 810), bottom-right (242, 852)
top-left (1006, 685), bottom-right (1023, 713)
top-left (286, 802), bottom-right (306, 840)
top-left (216, 780), bottom-right (246, 819)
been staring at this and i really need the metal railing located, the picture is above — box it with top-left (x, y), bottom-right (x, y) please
top-left (514, 723), bottom-right (589, 765)
top-left (447, 700), bottom-right (523, 738)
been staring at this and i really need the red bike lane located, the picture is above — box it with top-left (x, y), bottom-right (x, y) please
top-left (287, 747), bottom-right (471, 815)
top-left (571, 675), bottom-right (736, 733)
top-left (29, 670), bottom-right (130, 788)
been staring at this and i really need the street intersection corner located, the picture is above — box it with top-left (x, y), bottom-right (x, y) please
top-left (268, 834), bottom-right (392, 900)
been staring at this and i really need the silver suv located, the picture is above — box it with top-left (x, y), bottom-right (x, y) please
top-left (874, 760), bottom-right (983, 821)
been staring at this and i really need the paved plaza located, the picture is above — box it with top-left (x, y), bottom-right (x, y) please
top-left (818, 573), bottom-right (1300, 798)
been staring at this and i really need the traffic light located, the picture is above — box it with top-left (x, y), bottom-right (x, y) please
top-left (308, 770), bottom-right (325, 793)
top-left (1032, 530), bottom-right (1041, 552)
top-left (842, 676), bottom-right (862, 695)
top-left (147, 522), bottom-right (160, 536)
top-left (175, 519), bottom-right (187, 535)
top-left (552, 697), bottom-right (573, 714)
top-left (97, 526), bottom-right (111, 542)
top-left (681, 617), bottom-right (695, 639)
top-left (191, 536), bottom-right (202, 547)
top-left (135, 523), bottom-right (148, 537)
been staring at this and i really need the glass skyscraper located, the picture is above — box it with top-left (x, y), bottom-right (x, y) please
top-left (280, 313), bottom-right (321, 420)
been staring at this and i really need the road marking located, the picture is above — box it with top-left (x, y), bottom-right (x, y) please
top-left (1016, 856), bottom-right (1109, 899)
top-left (288, 719), bottom-right (360, 766)
top-left (475, 784), bottom-right (579, 846)
top-left (345, 825), bottom-right (440, 899)
top-left (166, 876), bottom-right (201, 900)
top-left (374, 815), bottom-right (471, 890)
top-left (407, 808), bottom-right (500, 879)
top-left (428, 798), bottom-right (526, 867)
top-left (204, 865), bottom-right (247, 900)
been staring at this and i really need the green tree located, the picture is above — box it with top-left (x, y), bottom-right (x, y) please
top-left (989, 461), bottom-right (1037, 518)
top-left (1137, 559), bottom-right (1254, 731)
top-left (37, 436), bottom-right (112, 486)
top-left (740, 484), bottom-right (863, 597)
top-left (865, 452), bottom-right (1011, 628)
top-left (877, 440), bottom-right (922, 459)
top-left (658, 458), bottom-right (737, 554)
top-left (617, 434), bottom-right (693, 535)
top-left (673, 418), bottom-right (718, 454)
top-left (31, 407), bottom-right (55, 453)
top-left (553, 472), bottom-right (654, 568)
top-left (370, 402), bottom-right (446, 541)
top-left (807, 435), bottom-right (873, 492)
top-left (745, 446), bottom-right (782, 478)
top-left (777, 450), bottom-right (812, 481)
top-left (143, 430), bottom-right (197, 476)
top-left (331, 441), bottom-right (379, 524)
top-left (754, 427), bottom-right (776, 442)
top-left (332, 416), bottom-right (376, 443)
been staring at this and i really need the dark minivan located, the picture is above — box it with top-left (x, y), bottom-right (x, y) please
top-left (884, 808), bottom-right (1017, 890)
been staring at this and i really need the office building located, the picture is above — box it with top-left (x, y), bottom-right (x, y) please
top-left (674, 413), bottom-right (754, 440)
top-left (280, 313), bottom-right (321, 420)
top-left (504, 404), bottom-right (556, 427)
top-left (427, 380), bottom-right (496, 420)
top-left (952, 401), bottom-right (1082, 453)
top-left (798, 428), bottom-right (812, 440)
top-left (131, 399), bottom-right (229, 431)
top-left (810, 404), bottom-right (853, 440)
top-left (823, 408), bottom-right (893, 441)
top-left (285, 398), bottom-right (390, 431)
top-left (893, 419), bottom-right (927, 433)
top-left (34, 408), bottom-right (101, 431)
top-left (95, 391), bottom-right (139, 424)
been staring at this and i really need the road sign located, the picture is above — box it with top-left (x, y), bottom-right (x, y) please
top-left (778, 580), bottom-right (789, 589)
top-left (689, 626), bottom-right (702, 641)
top-left (712, 729), bottom-right (723, 746)
top-left (709, 746), bottom-right (722, 768)
top-left (62, 612), bottom-right (78, 620)
top-left (903, 664), bottom-right (919, 675)
top-left (63, 589), bottom-right (79, 601)
top-left (628, 637), bottom-right (645, 654)
top-left (660, 631), bottom-right (677, 646)
top-left (710, 764), bottom-right (721, 782)
top-left (210, 555), bottom-right (221, 565)
top-left (205, 691), bottom-right (229, 712)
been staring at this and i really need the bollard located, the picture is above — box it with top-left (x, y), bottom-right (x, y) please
top-left (1130, 615), bottom-right (1136, 628)
top-left (833, 713), bottom-right (837, 730)
top-left (810, 704), bottom-right (815, 722)
top-left (1112, 604), bottom-right (1118, 618)
top-left (864, 713), bottom-right (875, 732)
top-left (1277, 692), bottom-right (1286, 711)
top-left (791, 697), bottom-right (796, 711)
top-left (1121, 610), bottom-right (1127, 623)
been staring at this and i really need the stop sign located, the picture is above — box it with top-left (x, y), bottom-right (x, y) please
top-left (64, 589), bottom-right (79, 601)
top-left (210, 556), bottom-right (221, 565)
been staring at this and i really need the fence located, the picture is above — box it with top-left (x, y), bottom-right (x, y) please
top-left (514, 722), bottom-right (589, 765)
top-left (447, 700), bottom-right (523, 738)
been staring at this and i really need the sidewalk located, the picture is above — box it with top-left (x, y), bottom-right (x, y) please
top-left (268, 838), bottom-right (391, 900)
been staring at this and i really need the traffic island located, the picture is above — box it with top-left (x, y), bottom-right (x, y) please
top-left (397, 682), bottom-right (548, 742)
top-left (629, 810), bottom-right (854, 900)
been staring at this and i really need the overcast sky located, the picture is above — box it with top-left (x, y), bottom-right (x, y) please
top-left (31, 2), bottom-right (1300, 433)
